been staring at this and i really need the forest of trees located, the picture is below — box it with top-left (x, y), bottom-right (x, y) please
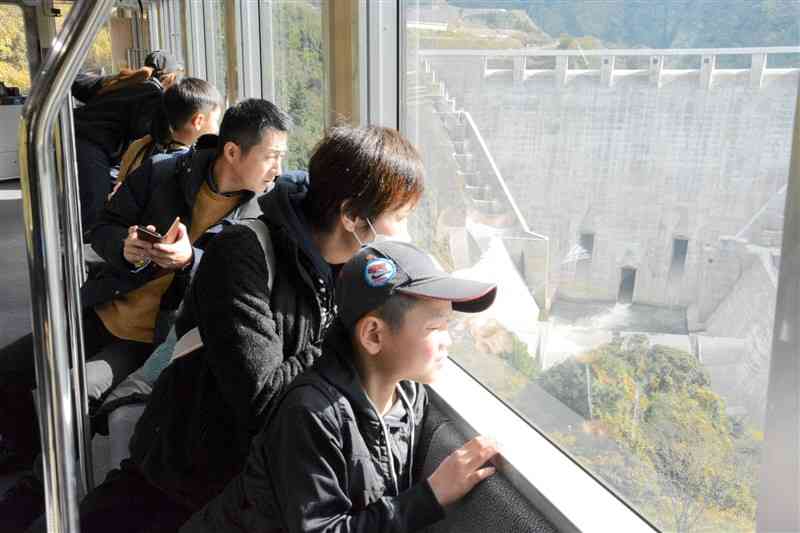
top-left (534, 334), bottom-right (761, 532)
top-left (0, 5), bottom-right (113, 94)
top-left (0, 6), bottom-right (33, 92)
top-left (271, 1), bottom-right (323, 171)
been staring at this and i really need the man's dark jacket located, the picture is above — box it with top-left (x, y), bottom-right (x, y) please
top-left (83, 135), bottom-right (262, 341)
top-left (72, 74), bottom-right (165, 160)
top-left (129, 178), bottom-right (336, 510)
top-left (182, 320), bottom-right (445, 533)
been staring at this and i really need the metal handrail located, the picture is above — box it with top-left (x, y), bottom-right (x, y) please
top-left (446, 106), bottom-right (551, 311)
top-left (57, 96), bottom-right (93, 496)
top-left (18, 0), bottom-right (114, 530)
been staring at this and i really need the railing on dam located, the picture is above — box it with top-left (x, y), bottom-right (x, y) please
top-left (417, 46), bottom-right (800, 88)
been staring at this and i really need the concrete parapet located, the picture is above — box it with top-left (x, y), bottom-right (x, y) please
top-left (427, 46), bottom-right (800, 91)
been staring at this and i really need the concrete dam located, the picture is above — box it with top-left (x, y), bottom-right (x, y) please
top-left (406, 46), bottom-right (800, 424)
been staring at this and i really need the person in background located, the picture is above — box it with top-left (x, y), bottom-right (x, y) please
top-left (113, 76), bottom-right (223, 193)
top-left (71, 50), bottom-right (181, 229)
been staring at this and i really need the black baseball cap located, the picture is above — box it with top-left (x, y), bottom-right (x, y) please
top-left (144, 50), bottom-right (180, 75)
top-left (336, 241), bottom-right (497, 328)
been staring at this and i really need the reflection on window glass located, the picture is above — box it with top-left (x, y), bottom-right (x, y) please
top-left (55, 2), bottom-right (114, 74)
top-left (0, 5), bottom-right (31, 94)
top-left (405, 1), bottom-right (799, 532)
top-left (270, 0), bottom-right (323, 171)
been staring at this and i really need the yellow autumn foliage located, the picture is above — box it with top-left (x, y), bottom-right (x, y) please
top-left (0, 4), bottom-right (115, 95)
top-left (0, 6), bottom-right (31, 92)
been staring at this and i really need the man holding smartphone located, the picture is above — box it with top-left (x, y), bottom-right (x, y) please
top-left (127, 216), bottom-right (187, 270)
top-left (0, 99), bottom-right (296, 531)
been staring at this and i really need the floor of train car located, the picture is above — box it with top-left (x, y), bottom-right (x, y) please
top-left (0, 179), bottom-right (111, 497)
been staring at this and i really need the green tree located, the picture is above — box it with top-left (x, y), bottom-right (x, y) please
top-left (644, 391), bottom-right (754, 533)
top-left (537, 335), bottom-right (757, 532)
top-left (272, 1), bottom-right (324, 171)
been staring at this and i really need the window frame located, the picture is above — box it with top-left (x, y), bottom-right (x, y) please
top-left (757, 82), bottom-right (800, 532)
top-left (202, 1), bottom-right (218, 93)
top-left (360, 0), bottom-right (400, 128)
top-left (231, 0), bottom-right (276, 102)
top-left (147, 0), bottom-right (160, 52)
top-left (184, 0), bottom-right (206, 79)
top-left (429, 358), bottom-right (659, 533)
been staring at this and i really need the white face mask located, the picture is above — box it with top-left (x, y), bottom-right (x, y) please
top-left (352, 218), bottom-right (411, 247)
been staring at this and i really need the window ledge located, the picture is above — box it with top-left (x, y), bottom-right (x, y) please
top-left (429, 359), bottom-right (658, 533)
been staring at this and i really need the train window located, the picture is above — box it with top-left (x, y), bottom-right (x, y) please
top-left (54, 2), bottom-right (114, 74)
top-left (0, 5), bottom-right (31, 94)
top-left (231, 0), bottom-right (323, 170)
top-left (153, 0), bottom-right (184, 70)
top-left (404, 1), bottom-right (799, 532)
top-left (269, 0), bottom-right (323, 171)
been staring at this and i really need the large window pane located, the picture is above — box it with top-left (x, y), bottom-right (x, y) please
top-left (270, 0), bottom-right (324, 171)
top-left (55, 2), bottom-right (116, 74)
top-left (404, 2), bottom-right (799, 532)
top-left (237, 0), bottom-right (323, 170)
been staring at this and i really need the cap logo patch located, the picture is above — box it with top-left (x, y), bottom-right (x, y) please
top-left (365, 258), bottom-right (396, 287)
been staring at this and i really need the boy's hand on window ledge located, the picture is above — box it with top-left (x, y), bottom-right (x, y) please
top-left (428, 435), bottom-right (498, 506)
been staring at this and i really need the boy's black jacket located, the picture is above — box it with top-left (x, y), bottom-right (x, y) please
top-left (182, 319), bottom-right (445, 533)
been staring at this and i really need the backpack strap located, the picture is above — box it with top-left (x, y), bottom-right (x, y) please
top-left (172, 218), bottom-right (275, 359)
top-left (238, 218), bottom-right (276, 291)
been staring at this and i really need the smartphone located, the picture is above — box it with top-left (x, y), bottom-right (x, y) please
top-left (135, 217), bottom-right (180, 244)
top-left (135, 226), bottom-right (163, 243)
top-left (161, 216), bottom-right (181, 244)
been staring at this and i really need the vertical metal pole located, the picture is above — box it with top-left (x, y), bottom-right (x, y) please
top-left (58, 96), bottom-right (94, 496)
top-left (18, 0), bottom-right (114, 530)
top-left (757, 79), bottom-right (800, 532)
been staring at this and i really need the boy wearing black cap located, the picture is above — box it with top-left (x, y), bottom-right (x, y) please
top-left (183, 241), bottom-right (499, 533)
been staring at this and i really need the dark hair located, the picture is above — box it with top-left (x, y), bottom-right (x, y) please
top-left (373, 293), bottom-right (420, 332)
top-left (303, 126), bottom-right (425, 231)
top-left (217, 98), bottom-right (293, 157)
top-left (150, 77), bottom-right (222, 145)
